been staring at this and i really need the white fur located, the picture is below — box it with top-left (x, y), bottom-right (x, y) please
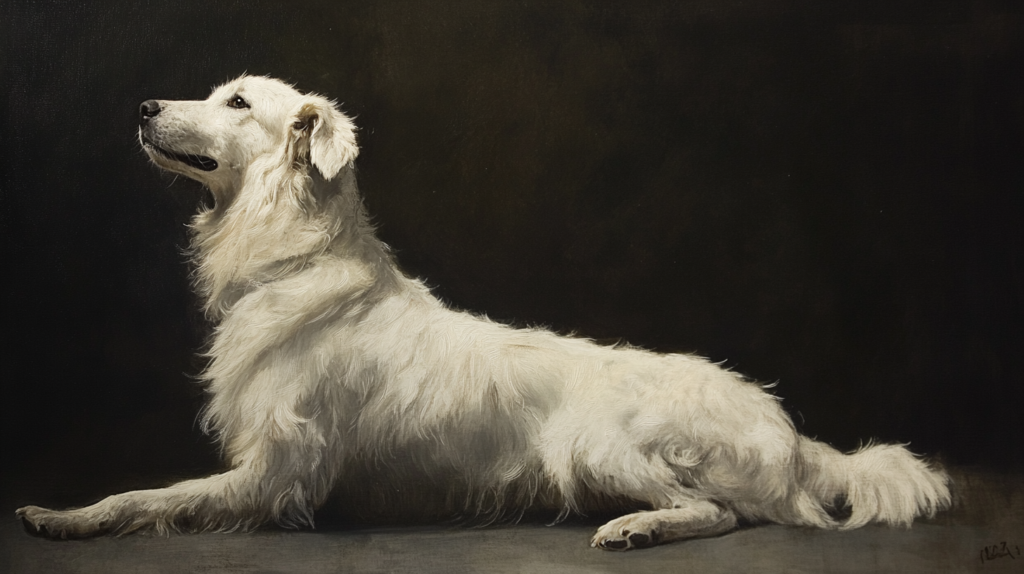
top-left (16, 76), bottom-right (950, 549)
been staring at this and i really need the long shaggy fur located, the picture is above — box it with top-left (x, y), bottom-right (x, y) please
top-left (17, 75), bottom-right (950, 549)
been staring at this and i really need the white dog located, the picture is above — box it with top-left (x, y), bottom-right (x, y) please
top-left (17, 75), bottom-right (950, 550)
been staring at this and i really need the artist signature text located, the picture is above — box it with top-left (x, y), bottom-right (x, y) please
top-left (980, 541), bottom-right (1021, 563)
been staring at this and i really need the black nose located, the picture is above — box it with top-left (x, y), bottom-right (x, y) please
top-left (139, 100), bottom-right (161, 124)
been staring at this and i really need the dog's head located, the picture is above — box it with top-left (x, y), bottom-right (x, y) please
top-left (139, 75), bottom-right (358, 190)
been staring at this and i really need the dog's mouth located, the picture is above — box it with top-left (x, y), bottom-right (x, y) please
top-left (143, 138), bottom-right (218, 172)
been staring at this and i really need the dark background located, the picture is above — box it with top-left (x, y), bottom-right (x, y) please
top-left (2, 0), bottom-right (1022, 514)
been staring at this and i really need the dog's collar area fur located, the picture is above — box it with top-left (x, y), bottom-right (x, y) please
top-left (143, 138), bottom-right (219, 171)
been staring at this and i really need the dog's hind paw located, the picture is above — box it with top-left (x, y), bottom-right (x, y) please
top-left (590, 516), bottom-right (660, 551)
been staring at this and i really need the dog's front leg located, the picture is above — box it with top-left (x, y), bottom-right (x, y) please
top-left (19, 302), bottom-right (345, 539)
top-left (16, 446), bottom-right (326, 539)
top-left (18, 393), bottom-right (335, 539)
top-left (17, 467), bottom-right (254, 538)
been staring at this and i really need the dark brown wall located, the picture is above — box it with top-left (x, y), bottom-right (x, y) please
top-left (3, 0), bottom-right (1022, 508)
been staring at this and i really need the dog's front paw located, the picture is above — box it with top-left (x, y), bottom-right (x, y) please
top-left (17, 506), bottom-right (57, 538)
top-left (590, 514), bottom-right (660, 551)
top-left (16, 505), bottom-right (108, 540)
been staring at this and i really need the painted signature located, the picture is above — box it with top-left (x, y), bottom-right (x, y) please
top-left (980, 541), bottom-right (1021, 562)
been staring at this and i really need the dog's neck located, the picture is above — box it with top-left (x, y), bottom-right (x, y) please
top-left (189, 165), bottom-right (396, 319)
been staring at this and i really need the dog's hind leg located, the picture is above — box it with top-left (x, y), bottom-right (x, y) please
top-left (563, 436), bottom-right (739, 551)
top-left (591, 497), bottom-right (737, 551)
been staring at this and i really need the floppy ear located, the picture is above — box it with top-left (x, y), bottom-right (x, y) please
top-left (290, 96), bottom-right (358, 180)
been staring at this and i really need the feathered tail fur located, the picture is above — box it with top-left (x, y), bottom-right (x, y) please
top-left (797, 438), bottom-right (951, 529)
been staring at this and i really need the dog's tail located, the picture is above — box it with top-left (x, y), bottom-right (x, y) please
top-left (793, 437), bottom-right (951, 530)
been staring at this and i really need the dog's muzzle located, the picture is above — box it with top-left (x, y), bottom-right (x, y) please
top-left (139, 100), bottom-right (219, 172)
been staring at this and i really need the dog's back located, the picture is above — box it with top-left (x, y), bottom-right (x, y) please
top-left (17, 76), bottom-right (949, 548)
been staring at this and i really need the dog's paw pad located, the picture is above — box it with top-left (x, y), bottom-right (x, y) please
top-left (627, 531), bottom-right (654, 548)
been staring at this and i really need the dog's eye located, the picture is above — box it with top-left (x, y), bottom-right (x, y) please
top-left (227, 95), bottom-right (250, 109)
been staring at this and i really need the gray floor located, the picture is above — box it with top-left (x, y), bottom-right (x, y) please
top-left (2, 468), bottom-right (1022, 574)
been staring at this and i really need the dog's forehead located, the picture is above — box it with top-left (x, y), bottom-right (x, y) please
top-left (209, 76), bottom-right (303, 102)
